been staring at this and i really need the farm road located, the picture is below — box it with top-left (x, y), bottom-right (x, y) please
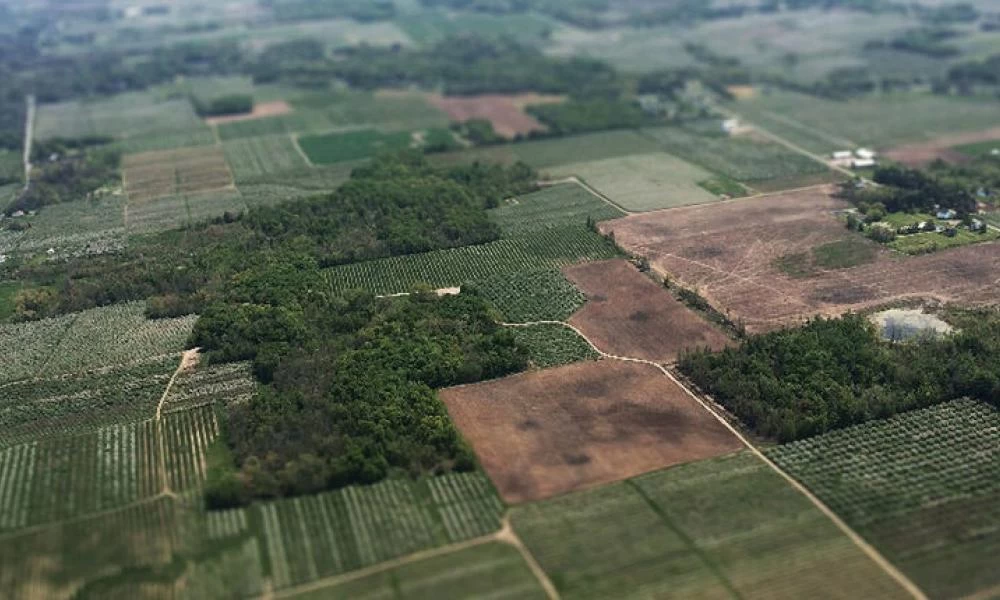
top-left (503, 320), bottom-right (928, 600)
top-left (22, 94), bottom-right (35, 191)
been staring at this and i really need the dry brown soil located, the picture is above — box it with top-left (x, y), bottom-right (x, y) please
top-left (428, 93), bottom-right (564, 138)
top-left (441, 360), bottom-right (743, 504)
top-left (123, 146), bottom-right (233, 203)
top-left (203, 100), bottom-right (292, 125)
top-left (601, 186), bottom-right (1000, 333)
top-left (883, 126), bottom-right (1000, 166)
top-left (563, 259), bottom-right (733, 363)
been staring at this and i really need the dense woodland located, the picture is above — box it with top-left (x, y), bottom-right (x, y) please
top-left (679, 312), bottom-right (1000, 442)
top-left (838, 164), bottom-right (981, 220)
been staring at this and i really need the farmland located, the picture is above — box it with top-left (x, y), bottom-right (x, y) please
top-left (564, 260), bottom-right (733, 363)
top-left (222, 135), bottom-right (309, 181)
top-left (487, 182), bottom-right (626, 235)
top-left (548, 152), bottom-right (720, 212)
top-left (768, 399), bottom-right (1000, 599)
top-left (127, 189), bottom-right (247, 234)
top-left (511, 451), bottom-right (910, 599)
top-left (298, 129), bottom-right (416, 165)
top-left (123, 145), bottom-right (234, 203)
top-left (511, 324), bottom-right (600, 369)
top-left (603, 187), bottom-right (1000, 333)
top-left (469, 268), bottom-right (585, 322)
top-left (323, 225), bottom-right (621, 296)
top-left (441, 359), bottom-right (742, 503)
top-left (1, 194), bottom-right (126, 259)
top-left (428, 93), bottom-right (561, 138)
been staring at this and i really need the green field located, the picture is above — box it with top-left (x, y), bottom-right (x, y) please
top-left (954, 140), bottom-right (1000, 157)
top-left (776, 237), bottom-right (879, 278)
top-left (298, 129), bottom-right (415, 165)
top-left (768, 399), bottom-right (1000, 599)
top-left (641, 126), bottom-right (832, 184)
top-left (291, 542), bottom-right (547, 600)
top-left (0, 149), bottom-right (21, 184)
top-left (2, 194), bottom-right (126, 259)
top-left (512, 451), bottom-right (910, 599)
top-left (888, 228), bottom-right (1000, 254)
top-left (323, 225), bottom-right (621, 296)
top-left (511, 324), bottom-right (600, 369)
top-left (400, 10), bottom-right (555, 44)
top-left (236, 161), bottom-right (364, 207)
top-left (127, 189), bottom-right (247, 234)
top-left (468, 268), bottom-right (585, 323)
top-left (223, 135), bottom-right (309, 181)
top-left (735, 91), bottom-right (1000, 154)
top-left (488, 182), bottom-right (626, 235)
top-left (549, 152), bottom-right (719, 212)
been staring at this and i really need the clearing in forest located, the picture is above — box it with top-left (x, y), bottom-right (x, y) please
top-left (427, 93), bottom-right (563, 138)
top-left (548, 152), bottom-right (719, 212)
top-left (563, 259), bottom-right (733, 362)
top-left (603, 186), bottom-right (1000, 333)
top-left (123, 145), bottom-right (234, 203)
top-left (440, 359), bottom-right (742, 503)
top-left (768, 399), bottom-right (1000, 600)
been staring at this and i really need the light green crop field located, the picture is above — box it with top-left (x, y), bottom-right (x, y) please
top-left (323, 225), bottom-right (621, 296)
top-left (549, 152), bottom-right (719, 212)
top-left (488, 182), bottom-right (626, 235)
top-left (641, 127), bottom-right (832, 184)
top-left (236, 161), bottom-right (364, 207)
top-left (127, 189), bottom-right (247, 234)
top-left (399, 10), bottom-right (555, 45)
top-left (954, 140), bottom-right (1000, 157)
top-left (298, 129), bottom-right (415, 165)
top-left (768, 399), bottom-right (1000, 600)
top-left (0, 150), bottom-right (21, 184)
top-left (2, 194), bottom-right (126, 259)
top-left (512, 451), bottom-right (910, 600)
top-left (735, 91), bottom-right (1000, 154)
top-left (290, 541), bottom-right (547, 600)
top-left (223, 135), bottom-right (309, 181)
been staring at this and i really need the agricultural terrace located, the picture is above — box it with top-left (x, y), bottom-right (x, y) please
top-left (289, 542), bottom-right (547, 599)
top-left (487, 182), bottom-right (626, 236)
top-left (641, 126), bottom-right (835, 190)
top-left (222, 135), bottom-right (309, 181)
top-left (123, 145), bottom-right (234, 203)
top-left (428, 93), bottom-right (563, 138)
top-left (548, 152), bottom-right (720, 212)
top-left (768, 399), bottom-right (1000, 600)
top-left (441, 359), bottom-right (742, 503)
top-left (734, 91), bottom-right (1000, 155)
top-left (564, 260), bottom-right (733, 362)
top-left (0, 301), bottom-right (195, 383)
top-left (511, 452), bottom-right (910, 600)
top-left (603, 187), bottom-right (1000, 333)
top-left (0, 194), bottom-right (126, 260)
top-left (34, 91), bottom-right (214, 152)
top-left (0, 356), bottom-right (176, 447)
top-left (882, 126), bottom-right (1000, 166)
top-left (126, 189), bottom-right (247, 234)
top-left (323, 225), bottom-right (621, 296)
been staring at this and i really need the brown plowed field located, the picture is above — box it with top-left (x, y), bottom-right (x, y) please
top-left (441, 360), bottom-right (742, 503)
top-left (203, 100), bottom-right (292, 125)
top-left (563, 260), bottom-right (733, 362)
top-left (123, 145), bottom-right (234, 203)
top-left (428, 93), bottom-right (564, 138)
top-left (601, 186), bottom-right (1000, 333)
top-left (883, 126), bottom-right (1000, 166)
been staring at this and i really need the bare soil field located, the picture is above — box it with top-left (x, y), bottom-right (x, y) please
top-left (602, 186), bottom-right (1000, 333)
top-left (428, 93), bottom-right (564, 138)
top-left (203, 100), bottom-right (293, 125)
top-left (123, 145), bottom-right (234, 203)
top-left (883, 126), bottom-right (1000, 166)
top-left (563, 260), bottom-right (732, 362)
top-left (441, 360), bottom-right (742, 503)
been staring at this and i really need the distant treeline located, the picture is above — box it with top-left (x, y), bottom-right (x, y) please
top-left (679, 312), bottom-right (1000, 442)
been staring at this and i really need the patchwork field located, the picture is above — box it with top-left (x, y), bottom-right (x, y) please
top-left (488, 182), bottom-right (626, 236)
top-left (323, 225), bottom-right (621, 296)
top-left (0, 195), bottom-right (126, 259)
top-left (768, 399), bottom-right (1000, 600)
top-left (441, 359), bottom-right (742, 503)
top-left (123, 145), bottom-right (234, 203)
top-left (548, 152), bottom-right (719, 212)
top-left (564, 260), bottom-right (733, 362)
top-left (222, 134), bottom-right (309, 181)
top-left (511, 451), bottom-right (910, 599)
top-left (428, 93), bottom-right (562, 138)
top-left (602, 187), bottom-right (1000, 332)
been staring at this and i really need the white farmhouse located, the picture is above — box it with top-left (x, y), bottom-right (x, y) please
top-left (855, 148), bottom-right (877, 160)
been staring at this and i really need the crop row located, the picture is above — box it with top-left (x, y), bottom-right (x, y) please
top-left (255, 471), bottom-right (504, 590)
top-left (163, 405), bottom-right (220, 493)
top-left (468, 268), bottom-right (585, 322)
top-left (511, 324), bottom-right (600, 369)
top-left (222, 135), bottom-right (308, 182)
top-left (163, 361), bottom-right (257, 412)
top-left (324, 225), bottom-right (620, 296)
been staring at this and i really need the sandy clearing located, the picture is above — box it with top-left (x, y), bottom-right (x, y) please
top-left (427, 94), bottom-right (565, 138)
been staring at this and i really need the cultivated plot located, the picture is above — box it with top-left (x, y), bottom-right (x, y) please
top-left (127, 189), bottom-right (247, 234)
top-left (298, 129), bottom-right (415, 165)
top-left (441, 359), bottom-right (742, 503)
top-left (428, 93), bottom-right (562, 138)
top-left (123, 145), bottom-right (234, 203)
top-left (487, 182), bottom-right (626, 236)
top-left (511, 324), bottom-right (600, 370)
top-left (2, 195), bottom-right (126, 259)
top-left (549, 152), bottom-right (719, 212)
top-left (511, 451), bottom-right (911, 600)
top-left (882, 126), bottom-right (1000, 166)
top-left (603, 187), bottom-right (1000, 333)
top-left (768, 399), bottom-right (1000, 600)
top-left (564, 260), bottom-right (733, 362)
top-left (469, 268), bottom-right (586, 322)
top-left (222, 134), bottom-right (309, 181)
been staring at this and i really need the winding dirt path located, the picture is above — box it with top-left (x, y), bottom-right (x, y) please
top-left (155, 349), bottom-right (200, 493)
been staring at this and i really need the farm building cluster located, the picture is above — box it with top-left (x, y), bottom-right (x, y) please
top-left (831, 148), bottom-right (878, 169)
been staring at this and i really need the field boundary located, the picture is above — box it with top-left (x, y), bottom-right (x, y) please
top-left (502, 320), bottom-right (928, 600)
top-left (289, 132), bottom-right (314, 168)
top-left (540, 176), bottom-right (632, 215)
